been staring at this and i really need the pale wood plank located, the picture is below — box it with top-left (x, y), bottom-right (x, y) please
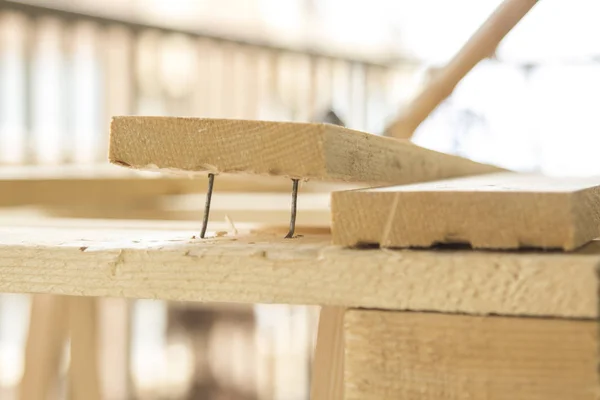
top-left (344, 309), bottom-right (598, 400)
top-left (332, 172), bottom-right (600, 250)
top-left (20, 295), bottom-right (69, 400)
top-left (0, 165), bottom-right (354, 209)
top-left (310, 306), bottom-right (345, 400)
top-left (68, 297), bottom-right (102, 400)
top-left (43, 192), bottom-right (332, 227)
top-left (385, 0), bottom-right (539, 139)
top-left (109, 117), bottom-right (502, 185)
top-left (98, 297), bottom-right (131, 400)
top-left (0, 222), bottom-right (599, 317)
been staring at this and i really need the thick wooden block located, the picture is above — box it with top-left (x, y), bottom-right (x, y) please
top-left (344, 310), bottom-right (598, 400)
top-left (109, 117), bottom-right (501, 185)
top-left (332, 172), bottom-right (600, 250)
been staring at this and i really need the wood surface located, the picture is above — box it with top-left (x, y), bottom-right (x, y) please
top-left (1, 222), bottom-right (600, 318)
top-left (385, 0), bottom-right (539, 139)
top-left (310, 306), bottom-right (345, 400)
top-left (344, 309), bottom-right (598, 400)
top-left (20, 295), bottom-right (69, 400)
top-left (332, 172), bottom-right (600, 250)
top-left (109, 117), bottom-right (502, 185)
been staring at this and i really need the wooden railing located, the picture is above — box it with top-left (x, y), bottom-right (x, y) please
top-left (0, 0), bottom-right (399, 167)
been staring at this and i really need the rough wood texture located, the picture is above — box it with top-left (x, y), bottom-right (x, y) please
top-left (310, 307), bottom-right (345, 400)
top-left (109, 117), bottom-right (502, 185)
top-left (344, 309), bottom-right (599, 400)
top-left (385, 0), bottom-right (539, 139)
top-left (332, 172), bottom-right (600, 250)
top-left (1, 222), bottom-right (600, 317)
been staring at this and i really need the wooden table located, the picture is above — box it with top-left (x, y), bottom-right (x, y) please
top-left (2, 220), bottom-right (599, 399)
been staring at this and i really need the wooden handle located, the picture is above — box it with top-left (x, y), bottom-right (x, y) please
top-left (385, 0), bottom-right (539, 139)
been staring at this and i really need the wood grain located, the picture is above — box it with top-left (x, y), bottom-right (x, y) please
top-left (332, 172), bottom-right (600, 250)
top-left (344, 309), bottom-right (599, 400)
top-left (0, 222), bottom-right (599, 318)
top-left (109, 117), bottom-right (502, 185)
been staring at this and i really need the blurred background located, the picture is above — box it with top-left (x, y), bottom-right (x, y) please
top-left (1, 0), bottom-right (600, 398)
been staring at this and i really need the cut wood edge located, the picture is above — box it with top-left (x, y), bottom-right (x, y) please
top-left (331, 172), bottom-right (600, 251)
top-left (109, 116), bottom-right (503, 186)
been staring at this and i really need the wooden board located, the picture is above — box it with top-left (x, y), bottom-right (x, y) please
top-left (44, 192), bottom-right (332, 227)
top-left (0, 221), bottom-right (599, 318)
top-left (344, 309), bottom-right (598, 400)
top-left (19, 295), bottom-right (69, 400)
top-left (310, 306), bottom-right (345, 400)
top-left (69, 297), bottom-right (102, 400)
top-left (332, 172), bottom-right (600, 250)
top-left (0, 164), bottom-right (348, 208)
top-left (109, 117), bottom-right (502, 185)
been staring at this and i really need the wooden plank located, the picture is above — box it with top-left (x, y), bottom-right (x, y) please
top-left (109, 117), bottom-right (502, 185)
top-left (42, 192), bottom-right (332, 227)
top-left (0, 164), bottom-right (348, 208)
top-left (344, 309), bottom-right (598, 400)
top-left (98, 297), bottom-right (131, 400)
top-left (332, 172), bottom-right (600, 250)
top-left (0, 221), bottom-right (599, 317)
top-left (310, 306), bottom-right (345, 400)
top-left (20, 294), bottom-right (69, 400)
top-left (69, 297), bottom-right (102, 400)
top-left (385, 0), bottom-right (539, 139)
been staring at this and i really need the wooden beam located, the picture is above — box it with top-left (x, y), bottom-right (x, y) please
top-left (0, 165), bottom-right (348, 209)
top-left (109, 117), bottom-right (502, 186)
top-left (69, 297), bottom-right (102, 400)
top-left (385, 0), bottom-right (539, 139)
top-left (0, 222), bottom-right (598, 318)
top-left (344, 309), bottom-right (598, 400)
top-left (332, 172), bottom-right (600, 250)
top-left (42, 192), bottom-right (333, 227)
top-left (310, 306), bottom-right (345, 400)
top-left (98, 298), bottom-right (131, 400)
top-left (20, 295), bottom-right (69, 400)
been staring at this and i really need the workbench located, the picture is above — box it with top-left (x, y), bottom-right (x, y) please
top-left (2, 220), bottom-right (598, 399)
